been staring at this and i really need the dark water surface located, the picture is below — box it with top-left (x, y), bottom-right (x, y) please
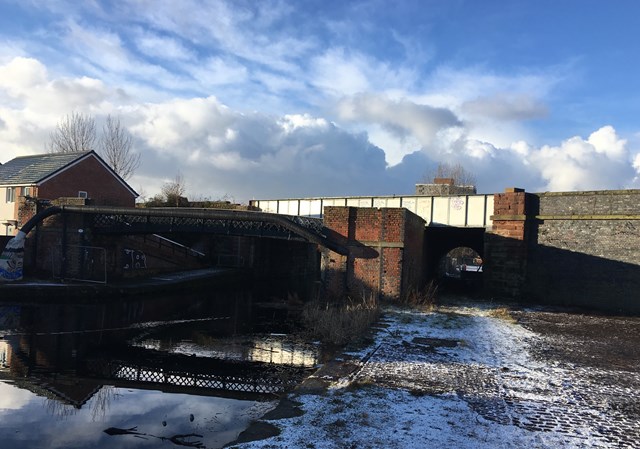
top-left (0, 282), bottom-right (320, 448)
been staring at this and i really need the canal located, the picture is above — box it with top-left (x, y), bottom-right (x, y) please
top-left (0, 280), bottom-right (322, 448)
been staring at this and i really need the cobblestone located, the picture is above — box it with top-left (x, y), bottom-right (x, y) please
top-left (354, 304), bottom-right (640, 448)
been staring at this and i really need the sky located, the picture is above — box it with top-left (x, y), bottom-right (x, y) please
top-left (1, 0), bottom-right (640, 202)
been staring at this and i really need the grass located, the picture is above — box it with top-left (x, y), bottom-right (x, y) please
top-left (399, 280), bottom-right (439, 311)
top-left (301, 294), bottom-right (380, 346)
top-left (487, 306), bottom-right (516, 323)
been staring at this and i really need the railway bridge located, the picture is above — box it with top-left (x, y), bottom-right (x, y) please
top-left (252, 188), bottom-right (640, 314)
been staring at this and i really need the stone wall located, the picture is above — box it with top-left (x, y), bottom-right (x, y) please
top-left (527, 190), bottom-right (640, 313)
top-left (415, 182), bottom-right (477, 196)
top-left (322, 206), bottom-right (426, 301)
top-left (485, 188), bottom-right (640, 313)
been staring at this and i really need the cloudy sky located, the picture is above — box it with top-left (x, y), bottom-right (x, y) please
top-left (1, 0), bottom-right (640, 202)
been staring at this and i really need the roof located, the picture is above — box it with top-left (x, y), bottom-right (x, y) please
top-left (0, 151), bottom-right (138, 197)
top-left (0, 152), bottom-right (91, 185)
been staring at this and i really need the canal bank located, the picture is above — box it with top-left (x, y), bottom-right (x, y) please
top-left (0, 268), bottom-right (249, 303)
top-left (231, 299), bottom-right (640, 449)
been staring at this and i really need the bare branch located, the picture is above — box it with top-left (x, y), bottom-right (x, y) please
top-left (47, 112), bottom-right (97, 153)
top-left (100, 115), bottom-right (140, 180)
top-left (161, 174), bottom-right (186, 206)
top-left (423, 162), bottom-right (477, 186)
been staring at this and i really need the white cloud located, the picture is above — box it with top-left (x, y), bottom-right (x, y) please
top-left (336, 93), bottom-right (461, 164)
top-left (310, 48), bottom-right (417, 98)
top-left (189, 56), bottom-right (249, 88)
top-left (124, 0), bottom-right (314, 75)
top-left (135, 31), bottom-right (197, 61)
top-left (527, 126), bottom-right (633, 191)
top-left (1, 54), bottom-right (638, 203)
top-left (461, 93), bottom-right (548, 122)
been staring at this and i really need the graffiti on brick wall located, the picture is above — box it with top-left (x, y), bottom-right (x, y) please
top-left (0, 232), bottom-right (25, 282)
top-left (123, 248), bottom-right (147, 270)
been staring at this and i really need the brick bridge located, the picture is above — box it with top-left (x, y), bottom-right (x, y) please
top-left (253, 189), bottom-right (640, 314)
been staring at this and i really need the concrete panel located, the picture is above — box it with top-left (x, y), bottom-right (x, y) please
top-left (467, 196), bottom-right (487, 227)
top-left (432, 197), bottom-right (450, 225)
top-left (386, 198), bottom-right (401, 208)
top-left (373, 198), bottom-right (387, 208)
top-left (281, 200), bottom-right (299, 215)
top-left (359, 198), bottom-right (373, 208)
top-left (485, 196), bottom-right (494, 226)
top-left (448, 196), bottom-right (467, 226)
top-left (263, 201), bottom-right (279, 214)
top-left (308, 200), bottom-right (322, 217)
top-left (346, 198), bottom-right (360, 207)
top-left (416, 198), bottom-right (432, 224)
top-left (299, 200), bottom-right (311, 216)
top-left (401, 197), bottom-right (417, 214)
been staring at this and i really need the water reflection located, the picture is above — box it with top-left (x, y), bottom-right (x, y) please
top-left (0, 282), bottom-right (319, 448)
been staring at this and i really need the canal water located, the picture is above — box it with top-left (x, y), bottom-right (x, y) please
top-left (0, 281), bottom-right (321, 448)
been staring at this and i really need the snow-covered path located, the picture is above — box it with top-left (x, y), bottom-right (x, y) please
top-left (236, 304), bottom-right (640, 449)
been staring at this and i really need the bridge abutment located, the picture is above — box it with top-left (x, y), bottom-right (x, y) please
top-left (484, 188), bottom-right (535, 299)
top-left (321, 206), bottom-right (426, 301)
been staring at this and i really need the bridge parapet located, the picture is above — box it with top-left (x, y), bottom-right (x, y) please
top-left (251, 194), bottom-right (494, 228)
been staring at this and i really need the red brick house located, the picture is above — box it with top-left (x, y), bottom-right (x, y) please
top-left (0, 151), bottom-right (138, 235)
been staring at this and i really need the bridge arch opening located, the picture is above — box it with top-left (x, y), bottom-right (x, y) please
top-left (438, 247), bottom-right (483, 277)
top-left (436, 246), bottom-right (483, 293)
top-left (423, 226), bottom-right (485, 292)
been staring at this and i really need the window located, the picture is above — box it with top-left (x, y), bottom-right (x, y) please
top-left (78, 191), bottom-right (88, 199)
top-left (23, 187), bottom-right (31, 197)
top-left (5, 187), bottom-right (15, 203)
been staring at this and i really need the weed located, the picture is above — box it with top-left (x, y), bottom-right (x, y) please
top-left (301, 294), bottom-right (380, 346)
top-left (400, 281), bottom-right (438, 311)
top-left (345, 376), bottom-right (375, 391)
top-left (488, 307), bottom-right (516, 323)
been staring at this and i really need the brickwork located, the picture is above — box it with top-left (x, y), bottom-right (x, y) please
top-left (538, 190), bottom-right (640, 215)
top-left (38, 156), bottom-right (136, 207)
top-left (526, 191), bottom-right (640, 313)
top-left (322, 206), bottom-right (425, 301)
top-left (484, 190), bottom-right (532, 299)
top-left (485, 189), bottom-right (640, 313)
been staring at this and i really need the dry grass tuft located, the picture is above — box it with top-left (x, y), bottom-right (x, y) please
top-left (488, 307), bottom-right (516, 323)
top-left (400, 280), bottom-right (439, 311)
top-left (302, 295), bottom-right (380, 346)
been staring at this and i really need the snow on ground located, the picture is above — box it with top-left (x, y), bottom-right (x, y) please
top-left (235, 303), bottom-right (639, 449)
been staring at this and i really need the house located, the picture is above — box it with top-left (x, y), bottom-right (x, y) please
top-left (0, 151), bottom-right (138, 235)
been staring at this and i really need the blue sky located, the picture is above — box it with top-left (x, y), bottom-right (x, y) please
top-left (1, 0), bottom-right (640, 201)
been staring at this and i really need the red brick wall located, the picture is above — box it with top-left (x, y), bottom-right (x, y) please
top-left (37, 155), bottom-right (136, 207)
top-left (484, 189), bottom-right (532, 298)
top-left (322, 206), bottom-right (425, 301)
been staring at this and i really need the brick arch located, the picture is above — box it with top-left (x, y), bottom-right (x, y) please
top-left (423, 226), bottom-right (486, 279)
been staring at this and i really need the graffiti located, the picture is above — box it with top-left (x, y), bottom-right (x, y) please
top-left (0, 232), bottom-right (26, 282)
top-left (123, 249), bottom-right (147, 270)
top-left (451, 198), bottom-right (465, 211)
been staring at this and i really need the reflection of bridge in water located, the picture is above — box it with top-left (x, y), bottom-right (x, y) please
top-left (83, 345), bottom-right (313, 396)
